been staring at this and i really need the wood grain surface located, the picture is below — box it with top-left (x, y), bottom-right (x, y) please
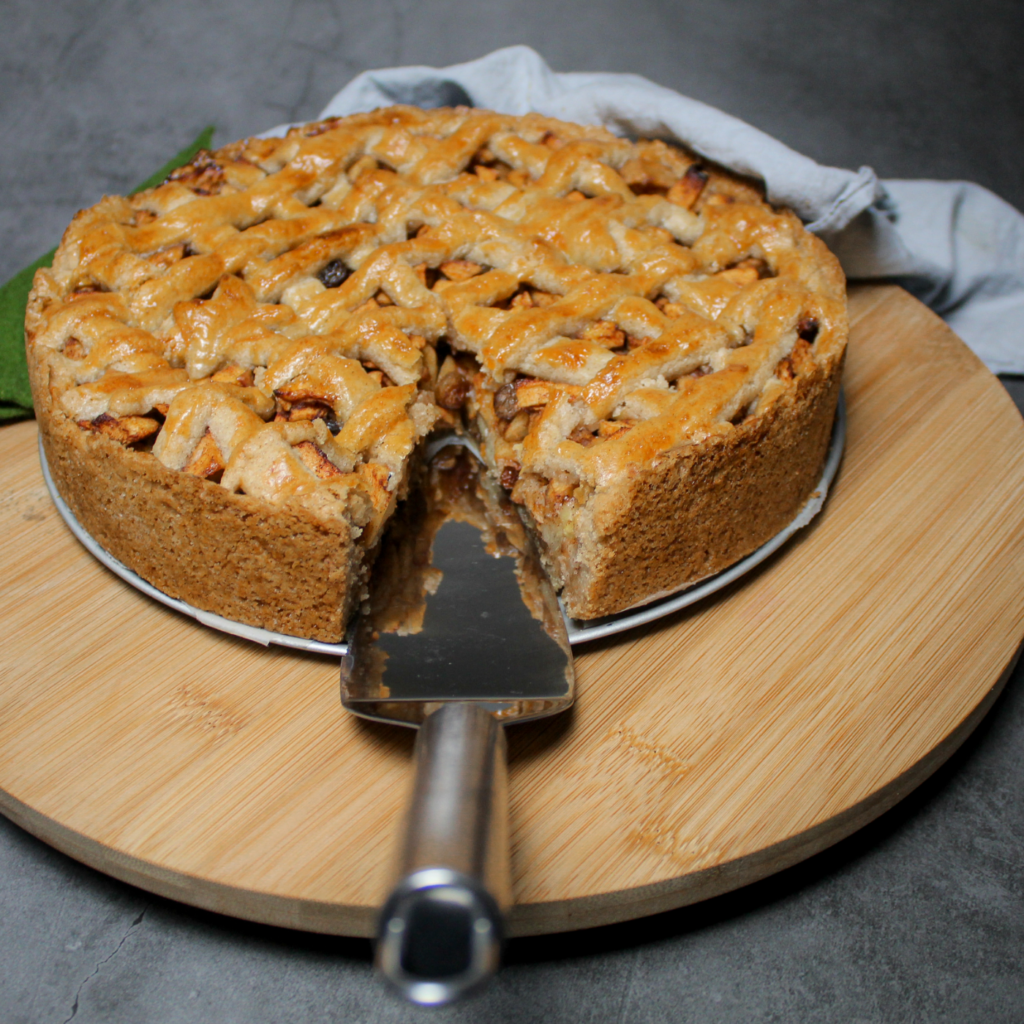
top-left (1, 285), bottom-right (1022, 938)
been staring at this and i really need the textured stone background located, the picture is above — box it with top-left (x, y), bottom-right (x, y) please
top-left (2, 1), bottom-right (1023, 1021)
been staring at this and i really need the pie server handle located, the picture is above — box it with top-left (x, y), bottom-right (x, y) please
top-left (375, 702), bottom-right (510, 1005)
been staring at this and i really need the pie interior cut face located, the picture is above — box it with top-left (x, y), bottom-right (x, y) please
top-left (25, 106), bottom-right (847, 641)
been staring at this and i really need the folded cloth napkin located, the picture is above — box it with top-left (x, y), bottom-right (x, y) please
top-left (5, 47), bottom-right (1023, 422)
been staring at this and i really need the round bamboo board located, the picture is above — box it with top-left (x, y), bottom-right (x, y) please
top-left (1, 285), bottom-right (1022, 938)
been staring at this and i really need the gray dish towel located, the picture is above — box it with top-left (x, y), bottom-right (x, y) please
top-left (276, 45), bottom-right (1024, 375)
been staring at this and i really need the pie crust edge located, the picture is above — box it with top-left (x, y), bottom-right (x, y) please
top-left (518, 356), bottom-right (842, 619)
top-left (27, 312), bottom-right (369, 641)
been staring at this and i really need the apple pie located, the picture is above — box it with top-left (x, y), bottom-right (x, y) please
top-left (25, 106), bottom-right (846, 641)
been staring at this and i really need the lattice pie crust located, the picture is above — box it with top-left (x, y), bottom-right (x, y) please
top-left (26, 107), bottom-right (846, 641)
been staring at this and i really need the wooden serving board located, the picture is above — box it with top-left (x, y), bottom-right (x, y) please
top-left (1, 285), bottom-right (1023, 938)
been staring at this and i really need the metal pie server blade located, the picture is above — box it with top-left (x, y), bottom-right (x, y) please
top-left (340, 444), bottom-right (575, 1006)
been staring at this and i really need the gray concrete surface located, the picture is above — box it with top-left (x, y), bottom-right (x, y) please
top-left (2, 1), bottom-right (1023, 1020)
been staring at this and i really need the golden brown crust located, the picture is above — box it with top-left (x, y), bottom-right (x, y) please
top-left (26, 106), bottom-right (847, 637)
top-left (32, 363), bottom-right (367, 643)
top-left (514, 357), bottom-right (842, 618)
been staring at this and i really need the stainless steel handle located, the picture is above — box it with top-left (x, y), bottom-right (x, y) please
top-left (376, 702), bottom-right (510, 1005)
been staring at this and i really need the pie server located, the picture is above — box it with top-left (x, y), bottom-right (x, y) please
top-left (339, 443), bottom-right (575, 1005)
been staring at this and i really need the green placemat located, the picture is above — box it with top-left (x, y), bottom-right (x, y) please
top-left (0, 125), bottom-right (215, 423)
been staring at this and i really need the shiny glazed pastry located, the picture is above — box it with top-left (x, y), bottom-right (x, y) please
top-left (25, 106), bottom-right (847, 640)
